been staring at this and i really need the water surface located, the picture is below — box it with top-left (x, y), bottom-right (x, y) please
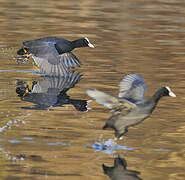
top-left (0, 0), bottom-right (185, 179)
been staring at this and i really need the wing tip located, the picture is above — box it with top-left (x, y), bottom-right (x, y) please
top-left (61, 52), bottom-right (82, 68)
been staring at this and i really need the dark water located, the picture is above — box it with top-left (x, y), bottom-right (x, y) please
top-left (0, 0), bottom-right (185, 179)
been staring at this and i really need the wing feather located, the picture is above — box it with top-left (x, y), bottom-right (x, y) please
top-left (86, 89), bottom-right (136, 109)
top-left (24, 42), bottom-right (81, 76)
top-left (118, 74), bottom-right (146, 102)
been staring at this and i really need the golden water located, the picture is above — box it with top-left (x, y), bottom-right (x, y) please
top-left (0, 0), bottom-right (184, 179)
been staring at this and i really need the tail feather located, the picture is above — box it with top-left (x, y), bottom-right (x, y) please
top-left (102, 123), bottom-right (108, 130)
top-left (71, 99), bottom-right (88, 112)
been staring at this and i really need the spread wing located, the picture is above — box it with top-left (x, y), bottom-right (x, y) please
top-left (23, 41), bottom-right (81, 76)
top-left (118, 74), bottom-right (146, 103)
top-left (86, 89), bottom-right (136, 110)
top-left (32, 72), bottom-right (81, 95)
top-left (59, 52), bottom-right (81, 68)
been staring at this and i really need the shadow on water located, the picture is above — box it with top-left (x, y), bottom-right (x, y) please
top-left (15, 72), bottom-right (88, 111)
top-left (102, 155), bottom-right (142, 180)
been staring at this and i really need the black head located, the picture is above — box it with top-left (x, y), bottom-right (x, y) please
top-left (152, 86), bottom-right (176, 103)
top-left (102, 156), bottom-right (142, 180)
top-left (17, 47), bottom-right (29, 55)
top-left (72, 37), bottom-right (94, 48)
top-left (163, 86), bottom-right (176, 97)
top-left (83, 37), bottom-right (94, 48)
top-left (16, 80), bottom-right (29, 97)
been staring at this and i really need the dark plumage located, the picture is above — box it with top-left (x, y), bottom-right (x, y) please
top-left (102, 156), bottom-right (142, 180)
top-left (16, 73), bottom-right (88, 111)
top-left (86, 74), bottom-right (176, 139)
top-left (17, 37), bottom-right (94, 76)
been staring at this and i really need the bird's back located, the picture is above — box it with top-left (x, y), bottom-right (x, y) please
top-left (23, 37), bottom-right (69, 46)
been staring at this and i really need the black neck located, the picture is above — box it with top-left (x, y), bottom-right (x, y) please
top-left (71, 38), bottom-right (87, 48)
top-left (150, 87), bottom-right (166, 103)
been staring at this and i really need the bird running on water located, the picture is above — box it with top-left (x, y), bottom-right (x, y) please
top-left (17, 37), bottom-right (94, 76)
top-left (86, 74), bottom-right (176, 140)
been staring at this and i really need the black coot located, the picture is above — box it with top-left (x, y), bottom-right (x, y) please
top-left (17, 37), bottom-right (94, 76)
top-left (86, 74), bottom-right (176, 139)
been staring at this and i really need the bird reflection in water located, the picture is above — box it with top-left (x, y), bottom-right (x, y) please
top-left (16, 73), bottom-right (88, 111)
top-left (103, 155), bottom-right (142, 180)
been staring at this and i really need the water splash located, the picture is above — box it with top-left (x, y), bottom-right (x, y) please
top-left (92, 139), bottom-right (133, 154)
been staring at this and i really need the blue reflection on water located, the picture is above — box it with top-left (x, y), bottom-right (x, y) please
top-left (93, 139), bottom-right (134, 154)
top-left (8, 139), bottom-right (20, 143)
top-left (0, 70), bottom-right (11, 72)
top-left (0, 69), bottom-right (44, 75)
top-left (22, 137), bottom-right (33, 140)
